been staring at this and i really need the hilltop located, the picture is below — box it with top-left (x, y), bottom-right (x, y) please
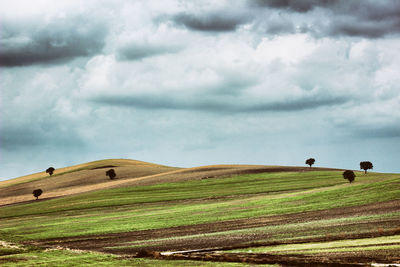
top-left (0, 159), bottom-right (399, 266)
top-left (0, 159), bottom-right (176, 206)
top-left (0, 159), bottom-right (340, 206)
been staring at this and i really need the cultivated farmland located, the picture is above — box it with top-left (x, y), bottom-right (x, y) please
top-left (0, 159), bottom-right (399, 266)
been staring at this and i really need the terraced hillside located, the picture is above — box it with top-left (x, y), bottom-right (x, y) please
top-left (0, 159), bottom-right (399, 266)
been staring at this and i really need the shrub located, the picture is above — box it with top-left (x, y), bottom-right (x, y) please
top-left (342, 170), bottom-right (355, 183)
top-left (106, 169), bottom-right (116, 180)
top-left (46, 167), bottom-right (55, 176)
top-left (305, 158), bottom-right (315, 168)
top-left (33, 189), bottom-right (43, 200)
top-left (360, 161), bottom-right (373, 174)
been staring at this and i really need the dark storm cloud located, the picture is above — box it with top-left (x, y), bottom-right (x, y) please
top-left (0, 17), bottom-right (107, 67)
top-left (252, 0), bottom-right (400, 38)
top-left (248, 95), bottom-right (347, 112)
top-left (116, 43), bottom-right (180, 61)
top-left (0, 127), bottom-right (45, 149)
top-left (0, 125), bottom-right (84, 150)
top-left (0, 116), bottom-right (85, 151)
top-left (252, 13), bottom-right (296, 35)
top-left (172, 12), bottom-right (249, 32)
top-left (264, 19), bottom-right (295, 34)
top-left (252, 0), bottom-right (337, 12)
top-left (91, 94), bottom-right (347, 113)
top-left (327, 17), bottom-right (400, 38)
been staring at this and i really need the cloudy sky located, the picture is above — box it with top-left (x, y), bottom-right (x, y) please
top-left (1, 0), bottom-right (400, 180)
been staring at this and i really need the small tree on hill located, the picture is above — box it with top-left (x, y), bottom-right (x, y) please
top-left (33, 189), bottom-right (43, 200)
top-left (360, 161), bottom-right (373, 174)
top-left (106, 169), bottom-right (116, 180)
top-left (46, 167), bottom-right (55, 176)
top-left (305, 158), bottom-right (315, 168)
top-left (342, 170), bottom-right (355, 183)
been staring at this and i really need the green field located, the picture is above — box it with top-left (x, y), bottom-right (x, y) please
top-left (0, 246), bottom-right (251, 267)
top-left (1, 168), bottom-right (399, 266)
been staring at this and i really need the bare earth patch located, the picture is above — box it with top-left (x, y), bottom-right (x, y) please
top-left (30, 200), bottom-right (400, 265)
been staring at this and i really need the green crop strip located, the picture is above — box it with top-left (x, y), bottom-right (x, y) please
top-left (0, 172), bottom-right (399, 242)
top-left (230, 235), bottom-right (400, 254)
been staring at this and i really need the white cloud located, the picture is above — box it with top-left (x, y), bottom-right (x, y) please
top-left (1, 0), bottom-right (400, 179)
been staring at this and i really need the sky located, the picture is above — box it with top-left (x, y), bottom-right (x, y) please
top-left (1, 0), bottom-right (400, 180)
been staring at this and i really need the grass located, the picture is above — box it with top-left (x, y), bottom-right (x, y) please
top-left (0, 169), bottom-right (399, 265)
top-left (0, 171), bottom-right (386, 218)
top-left (230, 235), bottom-right (400, 254)
top-left (0, 171), bottom-right (399, 241)
top-left (0, 158), bottom-right (175, 190)
top-left (109, 211), bottom-right (400, 250)
top-left (0, 246), bottom-right (250, 267)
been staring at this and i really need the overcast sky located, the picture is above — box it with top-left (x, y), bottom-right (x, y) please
top-left (1, 0), bottom-right (400, 180)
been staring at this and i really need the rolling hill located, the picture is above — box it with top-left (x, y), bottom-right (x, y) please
top-left (0, 159), bottom-right (177, 206)
top-left (0, 159), bottom-right (338, 206)
top-left (0, 159), bottom-right (399, 266)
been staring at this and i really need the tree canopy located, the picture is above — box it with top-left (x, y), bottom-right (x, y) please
top-left (342, 170), bottom-right (355, 183)
top-left (106, 169), bottom-right (116, 180)
top-left (305, 158), bottom-right (315, 168)
top-left (46, 167), bottom-right (55, 176)
top-left (360, 161), bottom-right (373, 174)
top-left (33, 189), bottom-right (43, 200)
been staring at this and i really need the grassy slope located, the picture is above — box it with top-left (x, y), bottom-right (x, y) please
top-left (0, 171), bottom-right (398, 239)
top-left (0, 159), bottom-right (178, 205)
top-left (0, 168), bottom-right (399, 265)
top-left (230, 235), bottom-right (400, 254)
top-left (0, 159), bottom-right (153, 188)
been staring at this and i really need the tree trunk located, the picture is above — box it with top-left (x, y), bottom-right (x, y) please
top-left (364, 169), bottom-right (367, 174)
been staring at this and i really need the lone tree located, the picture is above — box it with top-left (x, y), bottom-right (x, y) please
top-left (342, 170), bottom-right (355, 183)
top-left (106, 169), bottom-right (116, 180)
top-left (360, 161), bottom-right (373, 174)
top-left (305, 158), bottom-right (315, 168)
top-left (33, 189), bottom-right (43, 200)
top-left (46, 167), bottom-right (55, 176)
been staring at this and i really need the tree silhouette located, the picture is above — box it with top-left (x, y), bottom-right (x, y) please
top-left (305, 158), bottom-right (315, 168)
top-left (46, 167), bottom-right (55, 176)
top-left (106, 169), bottom-right (116, 180)
top-left (360, 161), bottom-right (373, 174)
top-left (342, 170), bottom-right (355, 183)
top-left (33, 189), bottom-right (43, 200)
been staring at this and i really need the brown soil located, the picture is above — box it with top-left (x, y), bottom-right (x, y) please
top-left (31, 199), bottom-right (400, 265)
top-left (157, 250), bottom-right (400, 266)
top-left (91, 165), bottom-right (117, 170)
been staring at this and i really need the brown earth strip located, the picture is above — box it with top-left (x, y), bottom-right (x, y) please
top-left (155, 250), bottom-right (400, 266)
top-left (90, 165), bottom-right (117, 170)
top-left (31, 200), bottom-right (400, 253)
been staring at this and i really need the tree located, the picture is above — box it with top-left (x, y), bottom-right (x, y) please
top-left (106, 169), bottom-right (116, 180)
top-left (305, 158), bottom-right (315, 168)
top-left (360, 161), bottom-right (373, 174)
top-left (46, 167), bottom-right (55, 176)
top-left (342, 170), bottom-right (355, 183)
top-left (33, 189), bottom-right (43, 200)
